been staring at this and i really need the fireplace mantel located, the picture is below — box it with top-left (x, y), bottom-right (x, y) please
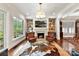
top-left (34, 28), bottom-right (47, 38)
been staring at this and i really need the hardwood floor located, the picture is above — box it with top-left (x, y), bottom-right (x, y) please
top-left (51, 42), bottom-right (69, 56)
top-left (63, 38), bottom-right (79, 54)
top-left (8, 40), bottom-right (27, 56)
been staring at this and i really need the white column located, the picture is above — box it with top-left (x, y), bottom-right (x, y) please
top-left (4, 12), bottom-right (11, 48)
top-left (56, 15), bottom-right (61, 40)
top-left (23, 18), bottom-right (27, 36)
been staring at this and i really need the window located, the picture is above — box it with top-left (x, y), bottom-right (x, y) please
top-left (13, 17), bottom-right (24, 39)
top-left (0, 10), bottom-right (5, 49)
top-left (62, 22), bottom-right (75, 35)
top-left (68, 27), bottom-right (74, 34)
top-left (63, 27), bottom-right (74, 34)
top-left (63, 28), bottom-right (67, 34)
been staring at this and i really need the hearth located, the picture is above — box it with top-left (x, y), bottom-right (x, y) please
top-left (37, 33), bottom-right (44, 38)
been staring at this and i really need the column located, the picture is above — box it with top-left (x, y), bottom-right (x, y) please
top-left (56, 15), bottom-right (61, 40)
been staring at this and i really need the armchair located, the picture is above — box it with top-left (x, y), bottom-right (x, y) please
top-left (46, 32), bottom-right (56, 42)
top-left (27, 32), bottom-right (37, 43)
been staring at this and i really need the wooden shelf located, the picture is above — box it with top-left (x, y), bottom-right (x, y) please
top-left (27, 19), bottom-right (33, 32)
top-left (48, 18), bottom-right (56, 32)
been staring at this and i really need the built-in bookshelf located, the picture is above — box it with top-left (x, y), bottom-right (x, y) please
top-left (27, 19), bottom-right (33, 32)
top-left (48, 18), bottom-right (56, 32)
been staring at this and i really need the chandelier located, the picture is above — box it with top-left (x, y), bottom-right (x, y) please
top-left (36, 3), bottom-right (46, 18)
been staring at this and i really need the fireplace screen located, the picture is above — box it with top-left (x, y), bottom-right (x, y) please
top-left (37, 33), bottom-right (44, 38)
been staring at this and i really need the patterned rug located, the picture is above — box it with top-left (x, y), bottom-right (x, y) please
top-left (20, 42), bottom-right (60, 56)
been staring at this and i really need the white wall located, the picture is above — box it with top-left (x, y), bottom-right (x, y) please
top-left (0, 4), bottom-right (26, 49)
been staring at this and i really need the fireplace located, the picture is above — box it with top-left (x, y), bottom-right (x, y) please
top-left (37, 33), bottom-right (44, 38)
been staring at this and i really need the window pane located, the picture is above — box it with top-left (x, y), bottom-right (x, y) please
top-left (63, 28), bottom-right (67, 34)
top-left (0, 11), bottom-right (5, 49)
top-left (13, 17), bottom-right (23, 38)
top-left (69, 28), bottom-right (72, 33)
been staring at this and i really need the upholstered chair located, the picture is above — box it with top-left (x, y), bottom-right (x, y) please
top-left (27, 32), bottom-right (37, 43)
top-left (46, 32), bottom-right (56, 42)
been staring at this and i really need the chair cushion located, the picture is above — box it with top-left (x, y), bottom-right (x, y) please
top-left (48, 32), bottom-right (54, 37)
top-left (27, 32), bottom-right (34, 38)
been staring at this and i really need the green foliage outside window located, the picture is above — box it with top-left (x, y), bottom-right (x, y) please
top-left (13, 17), bottom-right (23, 38)
top-left (0, 31), bottom-right (3, 40)
top-left (0, 10), bottom-right (5, 49)
top-left (0, 14), bottom-right (4, 41)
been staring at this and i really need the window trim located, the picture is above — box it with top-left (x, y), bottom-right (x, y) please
top-left (13, 35), bottom-right (25, 40)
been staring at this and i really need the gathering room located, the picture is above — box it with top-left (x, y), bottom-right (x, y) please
top-left (0, 3), bottom-right (79, 56)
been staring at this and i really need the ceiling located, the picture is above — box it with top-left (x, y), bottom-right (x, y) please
top-left (12, 3), bottom-right (77, 18)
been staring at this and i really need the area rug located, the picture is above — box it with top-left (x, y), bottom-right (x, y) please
top-left (20, 42), bottom-right (60, 56)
